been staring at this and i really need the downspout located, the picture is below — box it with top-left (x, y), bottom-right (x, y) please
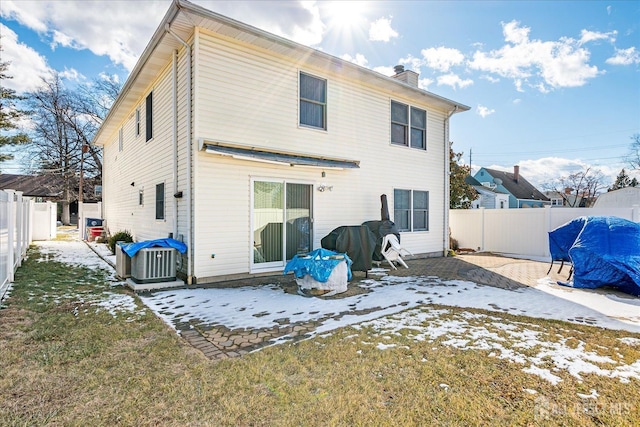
top-left (166, 24), bottom-right (193, 285)
top-left (444, 105), bottom-right (458, 256)
top-left (172, 50), bottom-right (178, 239)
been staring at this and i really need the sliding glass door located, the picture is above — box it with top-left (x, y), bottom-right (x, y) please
top-left (252, 180), bottom-right (312, 271)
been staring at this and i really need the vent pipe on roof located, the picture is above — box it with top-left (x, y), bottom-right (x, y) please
top-left (514, 165), bottom-right (520, 183)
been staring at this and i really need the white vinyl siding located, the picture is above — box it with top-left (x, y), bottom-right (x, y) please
top-left (190, 29), bottom-right (448, 281)
top-left (101, 47), bottom-right (188, 243)
top-left (99, 26), bottom-right (454, 283)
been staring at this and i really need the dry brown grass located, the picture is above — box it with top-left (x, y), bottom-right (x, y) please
top-left (0, 244), bottom-right (638, 426)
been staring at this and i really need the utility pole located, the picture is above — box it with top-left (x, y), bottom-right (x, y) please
top-left (469, 148), bottom-right (472, 173)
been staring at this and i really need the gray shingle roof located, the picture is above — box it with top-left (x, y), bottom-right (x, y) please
top-left (482, 168), bottom-right (549, 201)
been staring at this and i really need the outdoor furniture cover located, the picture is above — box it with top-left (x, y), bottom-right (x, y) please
top-left (550, 216), bottom-right (640, 296)
top-left (321, 225), bottom-right (376, 272)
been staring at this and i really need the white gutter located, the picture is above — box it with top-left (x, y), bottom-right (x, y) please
top-left (444, 105), bottom-right (458, 255)
top-left (166, 24), bottom-right (193, 285)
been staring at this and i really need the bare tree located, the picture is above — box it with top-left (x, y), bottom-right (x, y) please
top-left (24, 74), bottom-right (121, 223)
top-left (628, 133), bottom-right (640, 171)
top-left (543, 167), bottom-right (607, 207)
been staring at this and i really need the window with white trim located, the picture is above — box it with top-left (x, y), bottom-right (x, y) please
top-left (299, 72), bottom-right (326, 130)
top-left (391, 101), bottom-right (426, 149)
top-left (155, 183), bottom-right (164, 220)
top-left (394, 189), bottom-right (429, 232)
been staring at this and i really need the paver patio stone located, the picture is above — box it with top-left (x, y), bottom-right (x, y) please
top-left (152, 253), bottom-right (570, 360)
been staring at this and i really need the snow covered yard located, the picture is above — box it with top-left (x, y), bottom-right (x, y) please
top-left (44, 238), bottom-right (640, 387)
top-left (2, 238), bottom-right (639, 425)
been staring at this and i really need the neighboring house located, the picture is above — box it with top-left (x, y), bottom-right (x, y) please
top-left (473, 166), bottom-right (549, 208)
top-left (465, 175), bottom-right (510, 209)
top-left (543, 191), bottom-right (566, 207)
top-left (92, 0), bottom-right (469, 284)
top-left (0, 173), bottom-right (101, 224)
top-left (593, 187), bottom-right (640, 208)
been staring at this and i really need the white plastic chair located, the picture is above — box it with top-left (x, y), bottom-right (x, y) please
top-left (380, 234), bottom-right (412, 269)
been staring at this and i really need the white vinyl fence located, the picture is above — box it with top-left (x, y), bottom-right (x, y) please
top-left (33, 201), bottom-right (58, 241)
top-left (450, 206), bottom-right (640, 260)
top-left (1, 190), bottom-right (34, 300)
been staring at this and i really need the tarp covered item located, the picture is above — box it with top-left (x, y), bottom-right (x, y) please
top-left (283, 248), bottom-right (353, 283)
top-left (122, 238), bottom-right (188, 258)
top-left (550, 216), bottom-right (640, 296)
top-left (321, 225), bottom-right (376, 272)
top-left (548, 216), bottom-right (588, 262)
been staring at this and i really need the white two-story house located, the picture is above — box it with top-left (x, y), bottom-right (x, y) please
top-left (93, 0), bottom-right (469, 284)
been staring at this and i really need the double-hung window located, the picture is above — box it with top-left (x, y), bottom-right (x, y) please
top-left (394, 189), bottom-right (429, 232)
top-left (391, 100), bottom-right (426, 149)
top-left (299, 72), bottom-right (327, 130)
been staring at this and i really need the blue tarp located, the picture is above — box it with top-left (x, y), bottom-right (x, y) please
top-left (283, 248), bottom-right (353, 283)
top-left (548, 216), bottom-right (587, 262)
top-left (121, 238), bottom-right (188, 258)
top-left (549, 216), bottom-right (640, 296)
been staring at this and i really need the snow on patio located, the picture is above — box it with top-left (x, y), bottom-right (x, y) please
top-left (23, 239), bottom-right (640, 387)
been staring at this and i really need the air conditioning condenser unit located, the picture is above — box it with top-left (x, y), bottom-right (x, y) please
top-left (131, 247), bottom-right (177, 284)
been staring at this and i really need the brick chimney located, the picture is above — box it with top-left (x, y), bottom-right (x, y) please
top-left (391, 64), bottom-right (419, 88)
top-left (513, 165), bottom-right (520, 183)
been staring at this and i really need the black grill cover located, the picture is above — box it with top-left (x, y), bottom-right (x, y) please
top-left (321, 225), bottom-right (376, 272)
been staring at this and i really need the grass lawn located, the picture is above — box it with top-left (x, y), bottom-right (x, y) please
top-left (1, 240), bottom-right (639, 426)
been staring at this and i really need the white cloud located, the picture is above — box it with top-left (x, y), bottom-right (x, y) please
top-left (421, 46), bottom-right (464, 72)
top-left (0, 23), bottom-right (52, 93)
top-left (606, 47), bottom-right (640, 65)
top-left (369, 17), bottom-right (398, 42)
top-left (59, 67), bottom-right (83, 82)
top-left (468, 20), bottom-right (601, 92)
top-left (373, 65), bottom-right (395, 76)
top-left (399, 55), bottom-right (423, 72)
top-left (0, 0), bottom-right (165, 71)
top-left (476, 105), bottom-right (495, 118)
top-left (481, 75), bottom-right (500, 83)
top-left (437, 73), bottom-right (473, 90)
top-left (418, 78), bottom-right (434, 90)
top-left (340, 53), bottom-right (369, 67)
top-left (490, 158), bottom-right (618, 189)
top-left (578, 29), bottom-right (616, 45)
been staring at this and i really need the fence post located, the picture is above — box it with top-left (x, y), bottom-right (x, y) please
top-left (15, 191), bottom-right (24, 268)
top-left (543, 205), bottom-right (552, 257)
top-left (480, 207), bottom-right (485, 251)
top-left (6, 190), bottom-right (15, 282)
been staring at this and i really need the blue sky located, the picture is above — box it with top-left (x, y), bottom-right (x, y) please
top-left (1, 0), bottom-right (639, 188)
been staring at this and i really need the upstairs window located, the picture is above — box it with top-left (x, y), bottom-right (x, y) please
top-left (299, 72), bottom-right (326, 130)
top-left (135, 107), bottom-right (141, 137)
top-left (391, 100), bottom-right (426, 149)
top-left (145, 92), bottom-right (153, 142)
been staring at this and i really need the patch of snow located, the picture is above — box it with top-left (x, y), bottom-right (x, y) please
top-left (618, 337), bottom-right (640, 347)
top-left (577, 389), bottom-right (599, 400)
top-left (376, 343), bottom-right (396, 350)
